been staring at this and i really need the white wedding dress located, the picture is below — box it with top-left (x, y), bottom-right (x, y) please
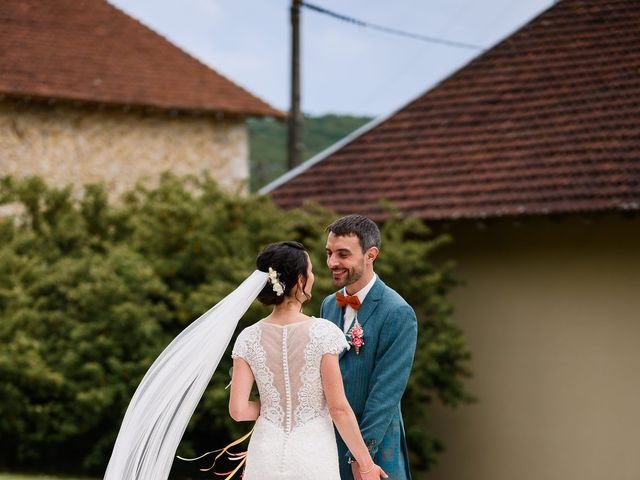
top-left (232, 317), bottom-right (349, 479)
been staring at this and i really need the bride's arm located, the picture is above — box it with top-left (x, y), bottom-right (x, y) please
top-left (321, 354), bottom-right (387, 479)
top-left (229, 357), bottom-right (260, 421)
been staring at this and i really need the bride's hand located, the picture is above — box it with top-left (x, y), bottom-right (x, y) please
top-left (358, 462), bottom-right (388, 480)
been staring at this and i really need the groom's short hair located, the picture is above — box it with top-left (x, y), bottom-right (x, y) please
top-left (327, 214), bottom-right (381, 252)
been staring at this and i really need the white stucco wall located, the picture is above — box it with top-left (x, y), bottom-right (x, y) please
top-left (423, 214), bottom-right (640, 480)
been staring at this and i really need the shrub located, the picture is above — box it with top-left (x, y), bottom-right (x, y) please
top-left (0, 175), bottom-right (471, 475)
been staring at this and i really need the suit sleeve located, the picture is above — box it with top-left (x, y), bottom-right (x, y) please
top-left (348, 303), bottom-right (417, 459)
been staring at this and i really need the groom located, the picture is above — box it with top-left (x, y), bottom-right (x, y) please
top-left (320, 214), bottom-right (417, 480)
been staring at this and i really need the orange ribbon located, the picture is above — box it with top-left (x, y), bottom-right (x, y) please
top-left (177, 425), bottom-right (254, 479)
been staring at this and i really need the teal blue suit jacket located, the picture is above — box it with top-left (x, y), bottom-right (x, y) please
top-left (320, 276), bottom-right (417, 480)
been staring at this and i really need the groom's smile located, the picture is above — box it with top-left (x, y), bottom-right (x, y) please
top-left (331, 268), bottom-right (349, 283)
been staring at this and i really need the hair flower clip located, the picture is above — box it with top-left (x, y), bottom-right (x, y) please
top-left (268, 267), bottom-right (285, 296)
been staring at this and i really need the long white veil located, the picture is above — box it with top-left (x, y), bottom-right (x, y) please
top-left (104, 270), bottom-right (268, 480)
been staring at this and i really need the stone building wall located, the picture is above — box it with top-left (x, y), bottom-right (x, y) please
top-left (0, 99), bottom-right (249, 198)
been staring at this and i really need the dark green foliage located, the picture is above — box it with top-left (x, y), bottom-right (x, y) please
top-left (248, 114), bottom-right (372, 191)
top-left (0, 175), bottom-right (471, 476)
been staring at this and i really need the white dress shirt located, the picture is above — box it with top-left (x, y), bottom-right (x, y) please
top-left (342, 274), bottom-right (378, 333)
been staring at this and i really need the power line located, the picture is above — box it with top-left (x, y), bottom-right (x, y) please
top-left (301, 1), bottom-right (485, 51)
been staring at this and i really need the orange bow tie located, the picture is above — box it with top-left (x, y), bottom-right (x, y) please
top-left (336, 292), bottom-right (361, 310)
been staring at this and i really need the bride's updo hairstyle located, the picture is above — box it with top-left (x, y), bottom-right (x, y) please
top-left (256, 241), bottom-right (309, 306)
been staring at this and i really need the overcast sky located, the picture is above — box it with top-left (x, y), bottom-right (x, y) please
top-left (108, 0), bottom-right (554, 117)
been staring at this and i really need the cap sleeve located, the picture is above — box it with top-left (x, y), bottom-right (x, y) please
top-left (231, 327), bottom-right (250, 360)
top-left (316, 319), bottom-right (350, 355)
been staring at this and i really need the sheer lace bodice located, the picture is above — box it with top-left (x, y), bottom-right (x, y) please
top-left (231, 317), bottom-right (348, 479)
top-left (232, 317), bottom-right (348, 432)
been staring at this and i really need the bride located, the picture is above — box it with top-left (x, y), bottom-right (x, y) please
top-left (104, 241), bottom-right (386, 480)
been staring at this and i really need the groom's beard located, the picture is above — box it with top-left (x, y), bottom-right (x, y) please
top-left (330, 262), bottom-right (364, 289)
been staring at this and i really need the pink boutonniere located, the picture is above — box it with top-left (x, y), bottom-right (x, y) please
top-left (347, 319), bottom-right (364, 354)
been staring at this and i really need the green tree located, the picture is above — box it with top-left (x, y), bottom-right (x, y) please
top-left (0, 175), bottom-right (471, 476)
top-left (248, 114), bottom-right (372, 191)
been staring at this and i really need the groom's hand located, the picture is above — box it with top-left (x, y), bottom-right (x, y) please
top-left (351, 461), bottom-right (362, 480)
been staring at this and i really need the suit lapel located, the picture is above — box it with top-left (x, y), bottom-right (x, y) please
top-left (323, 294), bottom-right (349, 359)
top-left (341, 277), bottom-right (385, 359)
top-left (354, 277), bottom-right (384, 330)
top-left (324, 294), bottom-right (343, 330)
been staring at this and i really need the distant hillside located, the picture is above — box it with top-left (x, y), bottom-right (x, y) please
top-left (248, 114), bottom-right (372, 191)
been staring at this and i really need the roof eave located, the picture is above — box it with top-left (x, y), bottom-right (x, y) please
top-left (0, 91), bottom-right (285, 119)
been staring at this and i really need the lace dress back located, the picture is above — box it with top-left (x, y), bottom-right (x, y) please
top-left (232, 317), bottom-right (348, 479)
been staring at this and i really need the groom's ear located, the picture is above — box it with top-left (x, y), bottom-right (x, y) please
top-left (365, 247), bottom-right (379, 264)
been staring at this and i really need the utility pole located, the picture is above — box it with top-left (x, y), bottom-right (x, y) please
top-left (288, 0), bottom-right (303, 169)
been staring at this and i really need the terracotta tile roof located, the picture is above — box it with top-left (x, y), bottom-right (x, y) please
top-left (0, 0), bottom-right (282, 117)
top-left (265, 0), bottom-right (640, 220)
